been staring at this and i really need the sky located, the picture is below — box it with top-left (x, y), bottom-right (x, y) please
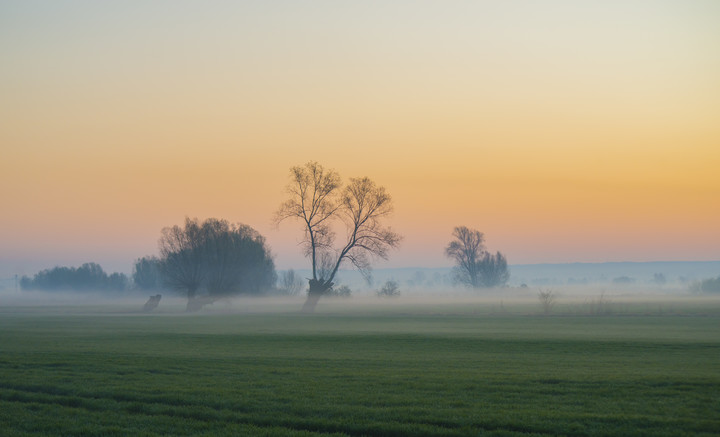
top-left (1, 0), bottom-right (719, 276)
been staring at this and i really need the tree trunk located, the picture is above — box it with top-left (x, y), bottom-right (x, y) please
top-left (301, 279), bottom-right (333, 313)
top-left (187, 295), bottom-right (218, 312)
top-left (186, 287), bottom-right (197, 312)
top-left (186, 287), bottom-right (218, 312)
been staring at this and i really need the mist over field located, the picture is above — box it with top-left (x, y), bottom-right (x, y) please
top-left (3, 258), bottom-right (720, 436)
top-left (3, 261), bottom-right (719, 316)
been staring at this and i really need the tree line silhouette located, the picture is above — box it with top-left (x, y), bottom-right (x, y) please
top-left (19, 161), bottom-right (510, 311)
top-left (20, 262), bottom-right (129, 292)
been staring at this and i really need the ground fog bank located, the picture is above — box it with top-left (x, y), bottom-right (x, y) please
top-left (2, 284), bottom-right (719, 318)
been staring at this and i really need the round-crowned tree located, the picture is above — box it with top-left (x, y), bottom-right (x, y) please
top-left (158, 217), bottom-right (276, 311)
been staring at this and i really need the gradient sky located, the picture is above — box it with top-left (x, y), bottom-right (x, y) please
top-left (1, 0), bottom-right (719, 276)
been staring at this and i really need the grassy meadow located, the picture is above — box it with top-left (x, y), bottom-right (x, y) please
top-left (1, 295), bottom-right (719, 436)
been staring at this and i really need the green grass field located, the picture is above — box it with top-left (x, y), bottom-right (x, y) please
top-left (1, 299), bottom-right (719, 436)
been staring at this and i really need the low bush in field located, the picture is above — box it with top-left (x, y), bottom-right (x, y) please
top-left (376, 280), bottom-right (400, 297)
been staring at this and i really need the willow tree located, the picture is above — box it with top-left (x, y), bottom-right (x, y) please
top-left (275, 162), bottom-right (401, 312)
top-left (158, 217), bottom-right (276, 311)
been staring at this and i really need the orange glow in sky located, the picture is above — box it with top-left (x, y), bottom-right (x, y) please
top-left (1, 1), bottom-right (718, 274)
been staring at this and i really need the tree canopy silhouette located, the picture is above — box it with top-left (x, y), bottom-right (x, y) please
top-left (132, 256), bottom-right (163, 291)
top-left (20, 263), bottom-right (128, 292)
top-left (158, 217), bottom-right (275, 311)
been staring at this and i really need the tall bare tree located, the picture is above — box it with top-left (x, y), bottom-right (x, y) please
top-left (275, 162), bottom-right (401, 312)
top-left (445, 226), bottom-right (509, 288)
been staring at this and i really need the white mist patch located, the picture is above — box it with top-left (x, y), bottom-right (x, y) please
top-left (1, 282), bottom-right (717, 318)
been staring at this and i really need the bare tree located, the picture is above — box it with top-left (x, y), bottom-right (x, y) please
top-left (537, 288), bottom-right (556, 315)
top-left (275, 162), bottom-right (401, 312)
top-left (445, 226), bottom-right (509, 288)
top-left (445, 226), bottom-right (485, 288)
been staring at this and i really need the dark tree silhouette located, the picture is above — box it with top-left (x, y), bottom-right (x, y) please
top-left (376, 280), bottom-right (400, 298)
top-left (476, 251), bottom-right (509, 287)
top-left (158, 218), bottom-right (208, 305)
top-left (202, 219), bottom-right (276, 297)
top-left (691, 275), bottom-right (720, 293)
top-left (445, 226), bottom-right (509, 288)
top-left (20, 263), bottom-right (128, 292)
top-left (158, 217), bottom-right (276, 311)
top-left (275, 162), bottom-right (401, 312)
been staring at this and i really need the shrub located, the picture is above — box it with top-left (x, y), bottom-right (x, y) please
top-left (377, 280), bottom-right (400, 298)
top-left (327, 284), bottom-right (352, 298)
top-left (586, 291), bottom-right (613, 315)
top-left (537, 289), bottom-right (556, 315)
top-left (612, 276), bottom-right (635, 284)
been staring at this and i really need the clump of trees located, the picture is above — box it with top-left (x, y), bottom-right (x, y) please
top-left (652, 273), bottom-right (667, 286)
top-left (612, 276), bottom-right (635, 285)
top-left (275, 161), bottom-right (401, 312)
top-left (690, 276), bottom-right (720, 294)
top-left (156, 217), bottom-right (276, 311)
top-left (20, 263), bottom-right (128, 292)
top-left (445, 226), bottom-right (509, 288)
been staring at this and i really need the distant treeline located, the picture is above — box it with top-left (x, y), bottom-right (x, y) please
top-left (691, 276), bottom-right (720, 294)
top-left (20, 218), bottom-right (279, 299)
top-left (21, 253), bottom-right (277, 295)
top-left (20, 263), bottom-right (129, 292)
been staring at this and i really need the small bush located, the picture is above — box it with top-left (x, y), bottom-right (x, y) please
top-left (612, 276), bottom-right (635, 285)
top-left (537, 289), bottom-right (556, 315)
top-left (327, 285), bottom-right (352, 298)
top-left (377, 280), bottom-right (400, 298)
top-left (652, 273), bottom-right (667, 285)
top-left (586, 291), bottom-right (613, 315)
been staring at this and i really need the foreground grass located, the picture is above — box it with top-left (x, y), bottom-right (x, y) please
top-left (1, 304), bottom-right (719, 436)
